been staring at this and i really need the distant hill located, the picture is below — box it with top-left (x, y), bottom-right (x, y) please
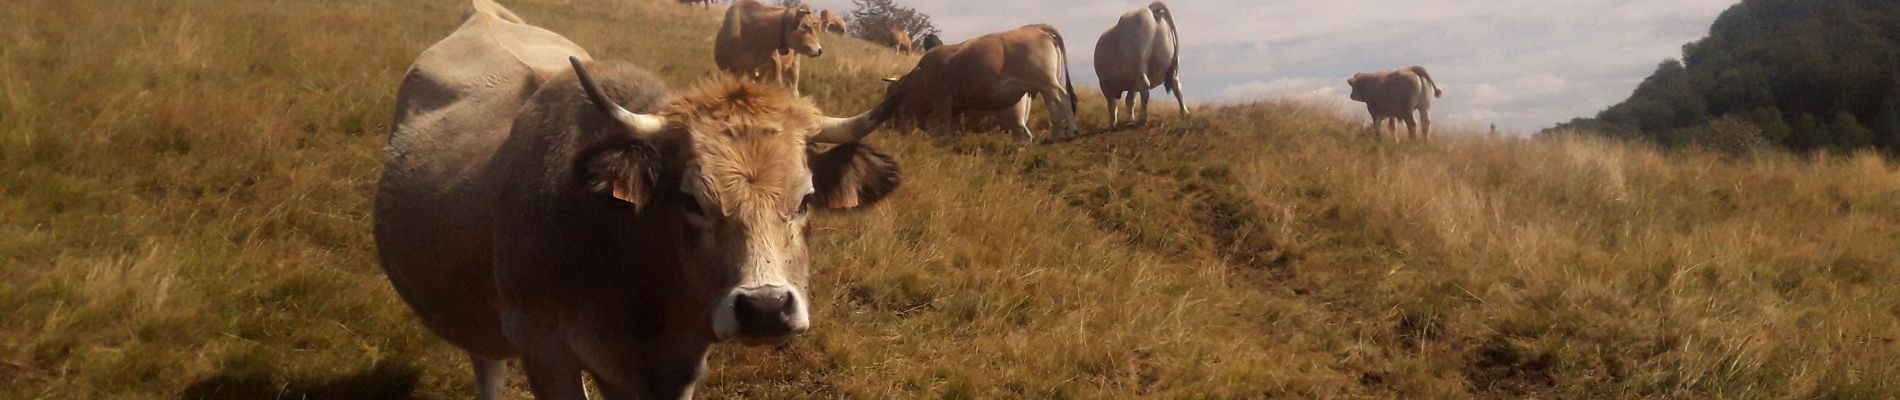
top-left (1550, 0), bottom-right (1900, 153)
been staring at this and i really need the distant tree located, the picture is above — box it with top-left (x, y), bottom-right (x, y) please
top-left (1550, 0), bottom-right (1900, 153)
top-left (776, 0), bottom-right (805, 8)
top-left (848, 0), bottom-right (940, 46)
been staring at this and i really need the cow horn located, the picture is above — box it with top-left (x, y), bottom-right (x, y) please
top-left (811, 90), bottom-right (903, 143)
top-left (570, 56), bottom-right (666, 137)
top-left (812, 113), bottom-right (880, 144)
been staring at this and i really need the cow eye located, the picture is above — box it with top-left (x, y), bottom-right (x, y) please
top-left (796, 193), bottom-right (813, 217)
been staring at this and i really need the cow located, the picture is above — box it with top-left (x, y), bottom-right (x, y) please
top-left (891, 29), bottom-right (915, 54)
top-left (820, 10), bottom-right (847, 35)
top-left (715, 0), bottom-right (824, 96)
top-left (1347, 66), bottom-right (1444, 141)
top-left (1095, 1), bottom-right (1186, 127)
top-left (880, 24), bottom-right (1079, 143)
top-left (376, 2), bottom-right (902, 399)
top-left (920, 33), bottom-right (944, 52)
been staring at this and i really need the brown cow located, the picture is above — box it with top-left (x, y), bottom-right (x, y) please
top-left (1348, 66), bottom-right (1444, 141)
top-left (881, 24), bottom-right (1080, 142)
top-left (1095, 1), bottom-right (1187, 126)
top-left (891, 29), bottom-right (915, 54)
top-left (715, 0), bottom-right (824, 96)
top-left (820, 10), bottom-right (847, 35)
top-left (377, 2), bottom-right (901, 398)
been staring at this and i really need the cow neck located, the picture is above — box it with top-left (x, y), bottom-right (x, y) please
top-left (778, 9), bottom-right (793, 55)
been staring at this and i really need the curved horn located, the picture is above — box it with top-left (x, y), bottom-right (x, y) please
top-left (570, 56), bottom-right (666, 137)
top-left (812, 81), bottom-right (906, 143)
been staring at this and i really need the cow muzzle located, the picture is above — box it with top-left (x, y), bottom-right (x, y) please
top-left (713, 285), bottom-right (809, 344)
top-left (806, 46), bottom-right (825, 57)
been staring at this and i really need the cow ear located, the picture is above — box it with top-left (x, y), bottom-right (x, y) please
top-left (809, 142), bottom-right (900, 210)
top-left (580, 141), bottom-right (665, 210)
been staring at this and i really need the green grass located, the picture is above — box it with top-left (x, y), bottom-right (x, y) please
top-left (3, 0), bottom-right (1899, 398)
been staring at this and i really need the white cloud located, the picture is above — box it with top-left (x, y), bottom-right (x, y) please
top-left (1215, 78), bottom-right (1341, 103)
top-left (797, 0), bottom-right (1740, 132)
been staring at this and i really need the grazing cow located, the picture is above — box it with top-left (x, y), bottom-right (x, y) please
top-left (1348, 66), bottom-right (1444, 141)
top-left (891, 29), bottom-right (915, 54)
top-left (881, 25), bottom-right (1079, 142)
top-left (1095, 1), bottom-right (1186, 126)
top-left (820, 10), bottom-right (847, 35)
top-left (715, 0), bottom-right (824, 95)
top-left (377, 2), bottom-right (902, 398)
top-left (920, 33), bottom-right (944, 52)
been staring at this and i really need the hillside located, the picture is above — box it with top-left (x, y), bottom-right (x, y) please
top-left (1553, 0), bottom-right (1900, 153)
top-left (3, 0), bottom-right (1899, 398)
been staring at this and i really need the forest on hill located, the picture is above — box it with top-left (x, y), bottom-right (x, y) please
top-left (1551, 0), bottom-right (1900, 154)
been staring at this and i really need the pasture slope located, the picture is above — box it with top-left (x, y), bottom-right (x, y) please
top-left (3, 0), bottom-right (1898, 398)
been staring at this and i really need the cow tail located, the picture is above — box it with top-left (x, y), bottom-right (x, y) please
top-left (1411, 65), bottom-right (1443, 98)
top-left (1049, 27), bottom-right (1078, 114)
top-left (1154, 2), bottom-right (1181, 96)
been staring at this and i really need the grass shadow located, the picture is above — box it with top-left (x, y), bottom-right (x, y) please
top-left (179, 360), bottom-right (424, 400)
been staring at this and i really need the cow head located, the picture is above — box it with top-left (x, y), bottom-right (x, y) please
top-left (780, 5), bottom-right (824, 57)
top-left (570, 58), bottom-right (899, 344)
top-left (1347, 73), bottom-right (1369, 102)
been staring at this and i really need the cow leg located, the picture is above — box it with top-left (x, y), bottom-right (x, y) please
top-left (1418, 108), bottom-right (1433, 140)
top-left (519, 353), bottom-right (586, 400)
top-left (505, 313), bottom-right (588, 400)
top-left (1136, 88), bottom-right (1153, 126)
top-left (1121, 93), bottom-right (1137, 128)
top-left (1168, 76), bottom-right (1190, 117)
top-left (1402, 114), bottom-right (1419, 141)
top-left (787, 62), bottom-right (802, 97)
top-left (1104, 91), bottom-right (1121, 127)
top-left (471, 354), bottom-right (507, 400)
top-left (1006, 96), bottom-right (1034, 143)
top-left (1374, 117), bottom-right (1394, 142)
top-left (923, 102), bottom-right (959, 138)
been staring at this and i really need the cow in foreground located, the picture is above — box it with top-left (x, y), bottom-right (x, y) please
top-left (881, 25), bottom-right (1079, 143)
top-left (376, 2), bottom-right (901, 398)
top-left (820, 10), bottom-right (847, 35)
top-left (715, 0), bottom-right (824, 95)
top-left (1348, 66), bottom-right (1444, 141)
top-left (1095, 1), bottom-right (1187, 126)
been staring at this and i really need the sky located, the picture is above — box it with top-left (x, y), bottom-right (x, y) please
top-left (796, 0), bottom-right (1740, 133)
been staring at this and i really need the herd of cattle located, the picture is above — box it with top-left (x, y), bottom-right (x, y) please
top-left (371, 0), bottom-right (1446, 398)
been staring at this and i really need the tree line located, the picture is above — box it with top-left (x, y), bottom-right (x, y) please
top-left (1548, 0), bottom-right (1900, 154)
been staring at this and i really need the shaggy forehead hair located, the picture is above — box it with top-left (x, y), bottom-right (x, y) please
top-left (660, 78), bottom-right (820, 215)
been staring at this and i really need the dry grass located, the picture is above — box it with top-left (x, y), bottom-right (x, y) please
top-left (3, 0), bottom-right (1898, 398)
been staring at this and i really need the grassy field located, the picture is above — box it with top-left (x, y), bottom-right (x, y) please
top-left (3, 0), bottom-right (1899, 398)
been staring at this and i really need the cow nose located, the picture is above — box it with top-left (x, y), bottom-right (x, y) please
top-left (732, 286), bottom-right (802, 337)
top-left (809, 47), bottom-right (824, 57)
